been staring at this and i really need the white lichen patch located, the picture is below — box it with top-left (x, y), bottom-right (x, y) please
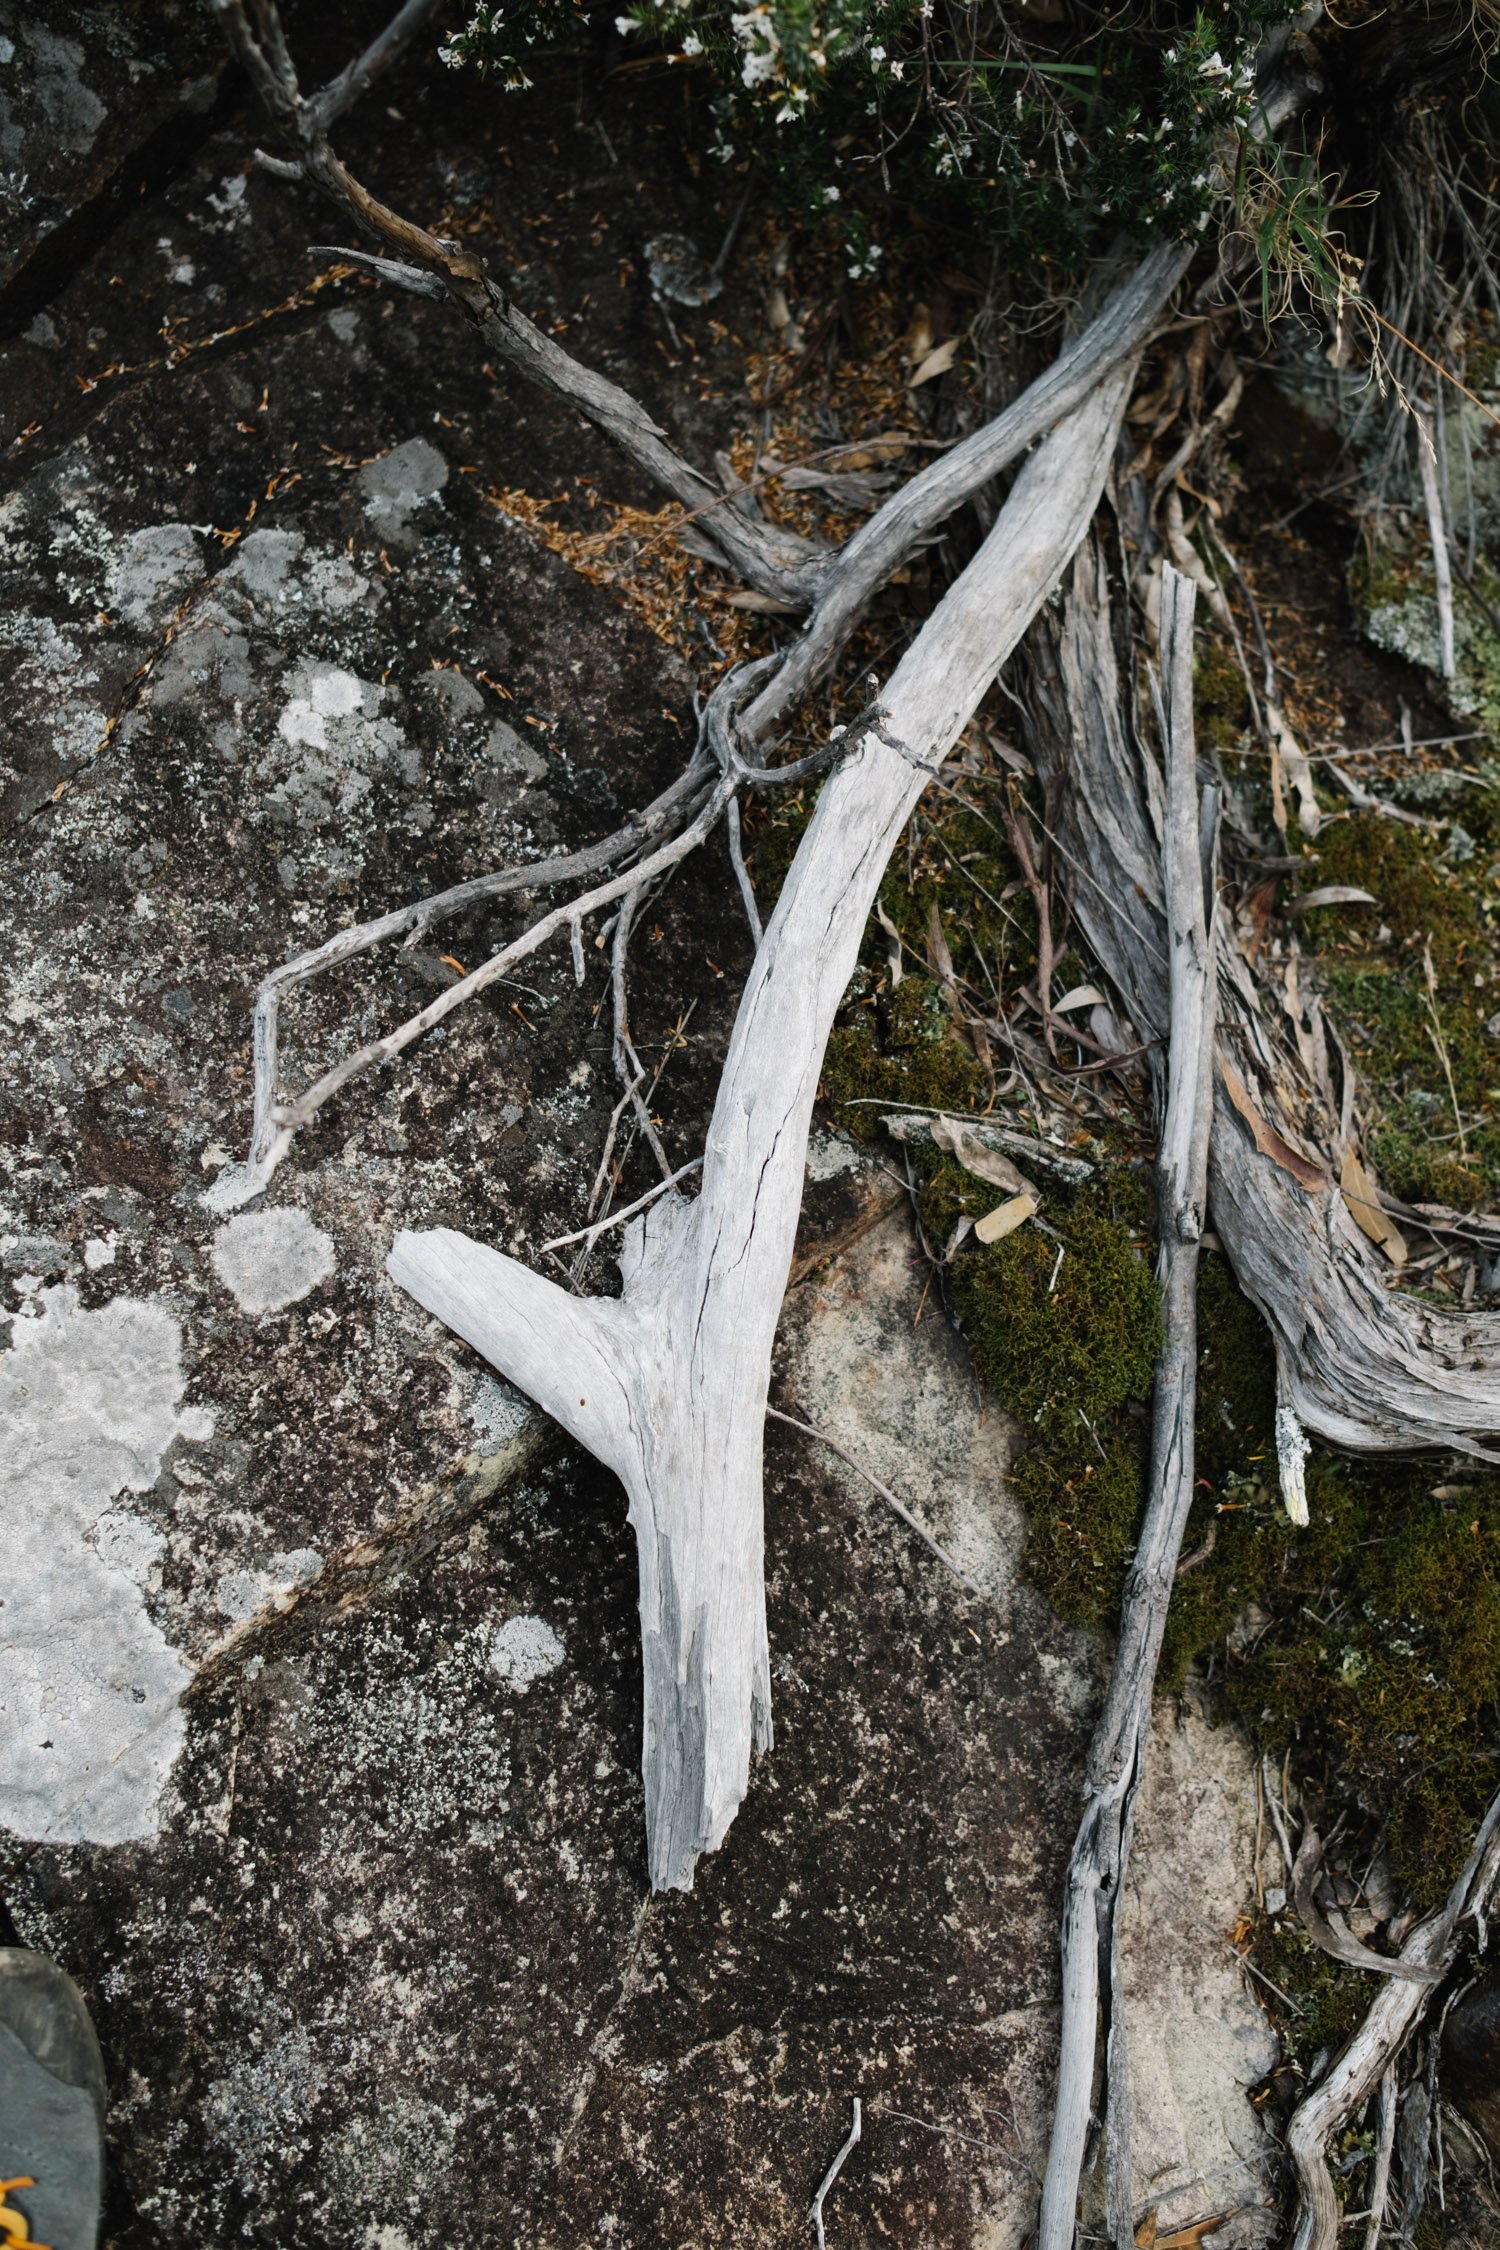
top-left (106, 522), bottom-right (202, 630)
top-left (0, 1285), bottom-right (210, 1844)
top-left (262, 661), bottom-right (419, 831)
top-left (465, 1372), bottom-right (533, 1451)
top-left (215, 1547), bottom-right (323, 1625)
top-left (356, 436), bottom-right (449, 532)
top-left (489, 1614), bottom-right (565, 1694)
top-left (805, 1128), bottom-right (863, 1183)
top-left (210, 1208), bottom-right (336, 1315)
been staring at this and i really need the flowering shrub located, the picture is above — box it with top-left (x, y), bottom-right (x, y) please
top-left (442, 1), bottom-right (1302, 274)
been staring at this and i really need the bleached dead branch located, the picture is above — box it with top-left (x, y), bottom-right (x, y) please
top-left (1283, 1785), bottom-right (1500, 2250)
top-left (388, 370), bottom-right (1136, 1887)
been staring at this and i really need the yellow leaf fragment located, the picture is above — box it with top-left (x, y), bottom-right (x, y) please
top-left (974, 1190), bottom-right (1039, 1244)
top-left (1053, 982), bottom-right (1106, 1014)
top-left (1339, 1147), bottom-right (1407, 1267)
top-left (908, 336), bottom-right (958, 387)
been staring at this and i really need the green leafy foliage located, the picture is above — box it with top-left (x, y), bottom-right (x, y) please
top-left (442, 0), bottom-right (1301, 270)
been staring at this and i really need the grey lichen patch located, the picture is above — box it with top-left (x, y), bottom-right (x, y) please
top-left (1358, 556), bottom-right (1500, 737)
top-left (489, 1613), bottom-right (566, 1693)
top-left (214, 1547), bottom-right (323, 1625)
top-left (0, 21), bottom-right (105, 166)
top-left (262, 660), bottom-right (422, 836)
top-left (106, 523), bottom-right (203, 631)
top-left (464, 1371), bottom-right (533, 1451)
top-left (210, 1208), bottom-right (336, 1315)
top-left (356, 437), bottom-right (449, 534)
top-left (0, 1285), bottom-right (210, 1844)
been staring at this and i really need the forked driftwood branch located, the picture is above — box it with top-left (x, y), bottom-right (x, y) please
top-left (1036, 568), bottom-right (1219, 2250)
top-left (210, 0), bottom-right (1353, 1899)
top-left (388, 369), bottom-right (1137, 1887)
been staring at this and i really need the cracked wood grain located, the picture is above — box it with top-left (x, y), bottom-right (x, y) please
top-left (1028, 544), bottom-right (1500, 1466)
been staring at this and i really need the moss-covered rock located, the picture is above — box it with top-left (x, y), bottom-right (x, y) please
top-left (1354, 548), bottom-right (1500, 740)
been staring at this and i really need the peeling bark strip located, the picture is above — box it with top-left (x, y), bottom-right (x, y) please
top-left (1036, 570), bottom-right (1219, 2250)
top-left (390, 369), bottom-right (1136, 1890)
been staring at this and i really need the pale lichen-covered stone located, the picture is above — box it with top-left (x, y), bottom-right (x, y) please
top-left (209, 1207), bottom-right (336, 1315)
top-left (0, 1286), bottom-right (209, 1843)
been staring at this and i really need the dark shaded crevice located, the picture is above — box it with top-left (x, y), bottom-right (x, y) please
top-left (0, 64), bottom-right (245, 344)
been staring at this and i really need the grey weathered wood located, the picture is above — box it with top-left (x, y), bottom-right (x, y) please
top-left (741, 246), bottom-right (1190, 738)
top-left (389, 368), bottom-right (1136, 1889)
top-left (1031, 545), bottom-right (1500, 1466)
top-left (1283, 1784), bottom-right (1500, 2250)
top-left (1036, 568), bottom-right (1218, 2250)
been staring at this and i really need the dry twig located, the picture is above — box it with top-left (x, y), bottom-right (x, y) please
top-left (1037, 567), bottom-right (1219, 2250)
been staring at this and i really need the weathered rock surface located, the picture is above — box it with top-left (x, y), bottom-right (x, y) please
top-left (1, 12), bottom-right (1278, 2245)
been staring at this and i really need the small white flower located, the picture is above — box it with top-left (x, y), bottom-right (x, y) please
top-left (615, 13), bottom-right (635, 29)
top-left (438, 43), bottom-right (463, 65)
top-left (889, 57), bottom-right (904, 78)
top-left (870, 42), bottom-right (886, 59)
top-left (823, 183), bottom-right (841, 201)
top-left (681, 28), bottom-right (702, 51)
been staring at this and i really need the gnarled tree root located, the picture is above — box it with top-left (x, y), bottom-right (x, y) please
top-left (1025, 544), bottom-right (1500, 1465)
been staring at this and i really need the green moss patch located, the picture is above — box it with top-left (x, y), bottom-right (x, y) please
top-left (951, 1183), bottom-right (1160, 1627)
top-left (1299, 809), bottom-right (1500, 1208)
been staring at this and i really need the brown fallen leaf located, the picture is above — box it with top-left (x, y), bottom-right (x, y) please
top-left (1134, 2214), bottom-right (1159, 2250)
top-left (908, 336), bottom-right (959, 388)
top-left (1220, 1060), bottom-right (1328, 1193)
top-left (930, 1115), bottom-right (1029, 1196)
top-left (1339, 1147), bottom-right (1407, 1267)
top-left (974, 1189), bottom-right (1039, 1244)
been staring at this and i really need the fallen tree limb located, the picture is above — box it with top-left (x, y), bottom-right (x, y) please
top-left (1283, 1785), bottom-right (1500, 2250)
top-left (388, 365), bottom-right (1137, 1888)
top-left (1025, 545), bottom-right (1500, 1466)
top-left (1036, 567), bottom-right (1219, 2250)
